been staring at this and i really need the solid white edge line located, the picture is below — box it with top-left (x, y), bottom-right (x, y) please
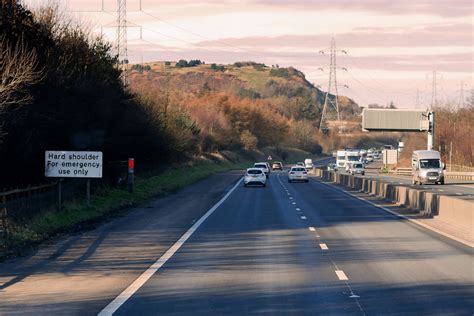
top-left (310, 178), bottom-right (474, 248)
top-left (97, 178), bottom-right (243, 316)
top-left (335, 270), bottom-right (349, 281)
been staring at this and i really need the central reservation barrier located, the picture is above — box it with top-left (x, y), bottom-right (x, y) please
top-left (312, 169), bottom-right (473, 243)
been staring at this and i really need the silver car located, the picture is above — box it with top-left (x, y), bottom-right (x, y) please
top-left (348, 162), bottom-right (365, 175)
top-left (288, 166), bottom-right (309, 183)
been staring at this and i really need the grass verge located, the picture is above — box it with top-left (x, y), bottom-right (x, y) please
top-left (2, 160), bottom-right (249, 260)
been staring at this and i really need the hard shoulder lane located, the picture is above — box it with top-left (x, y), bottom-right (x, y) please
top-left (113, 172), bottom-right (364, 315)
top-left (282, 174), bottom-right (473, 315)
top-left (0, 171), bottom-right (244, 316)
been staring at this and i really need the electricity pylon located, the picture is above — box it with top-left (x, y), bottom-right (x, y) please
top-left (117, 0), bottom-right (128, 85)
top-left (319, 38), bottom-right (346, 131)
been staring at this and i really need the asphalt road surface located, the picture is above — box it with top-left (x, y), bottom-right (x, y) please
top-left (1, 167), bottom-right (472, 315)
top-left (323, 158), bottom-right (474, 200)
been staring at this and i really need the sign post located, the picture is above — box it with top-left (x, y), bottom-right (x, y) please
top-left (86, 179), bottom-right (91, 206)
top-left (427, 111), bottom-right (434, 150)
top-left (58, 180), bottom-right (62, 211)
top-left (45, 151), bottom-right (103, 207)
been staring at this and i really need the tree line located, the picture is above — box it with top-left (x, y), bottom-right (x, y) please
top-left (0, 2), bottom-right (177, 186)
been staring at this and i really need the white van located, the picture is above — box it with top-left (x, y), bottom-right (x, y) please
top-left (336, 150), bottom-right (346, 170)
top-left (411, 150), bottom-right (445, 185)
top-left (304, 158), bottom-right (313, 171)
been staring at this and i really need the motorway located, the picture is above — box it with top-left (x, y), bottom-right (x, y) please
top-left (0, 165), bottom-right (473, 315)
top-left (323, 158), bottom-right (474, 200)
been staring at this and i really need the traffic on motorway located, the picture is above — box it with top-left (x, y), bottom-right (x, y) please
top-left (245, 158), bottom-right (315, 187)
top-left (1, 155), bottom-right (472, 316)
top-left (332, 146), bottom-right (448, 186)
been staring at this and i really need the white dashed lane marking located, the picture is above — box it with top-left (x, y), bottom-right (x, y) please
top-left (320, 243), bottom-right (329, 250)
top-left (292, 202), bottom-right (296, 205)
top-left (296, 208), bottom-right (301, 211)
top-left (300, 216), bottom-right (307, 220)
top-left (308, 227), bottom-right (316, 232)
top-left (335, 270), bottom-right (349, 281)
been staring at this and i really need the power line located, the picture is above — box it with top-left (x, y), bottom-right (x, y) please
top-left (347, 70), bottom-right (387, 103)
top-left (139, 10), bottom-right (294, 60)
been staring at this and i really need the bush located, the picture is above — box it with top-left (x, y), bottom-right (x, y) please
top-left (176, 59), bottom-right (203, 68)
top-left (238, 88), bottom-right (261, 99)
top-left (270, 68), bottom-right (291, 78)
top-left (240, 130), bottom-right (258, 150)
top-left (210, 63), bottom-right (225, 71)
top-left (175, 59), bottom-right (188, 68)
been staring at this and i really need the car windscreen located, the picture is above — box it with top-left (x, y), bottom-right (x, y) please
top-left (419, 159), bottom-right (440, 169)
top-left (337, 155), bottom-right (345, 159)
top-left (292, 168), bottom-right (306, 172)
top-left (347, 156), bottom-right (359, 161)
top-left (353, 164), bottom-right (363, 168)
top-left (254, 164), bottom-right (267, 169)
top-left (247, 169), bottom-right (263, 175)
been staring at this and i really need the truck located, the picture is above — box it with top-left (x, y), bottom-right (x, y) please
top-left (304, 158), bottom-right (314, 171)
top-left (411, 150), bottom-right (445, 185)
top-left (345, 149), bottom-right (360, 172)
top-left (336, 150), bottom-right (346, 170)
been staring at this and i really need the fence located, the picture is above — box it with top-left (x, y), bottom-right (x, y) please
top-left (0, 179), bottom-right (92, 237)
top-left (447, 164), bottom-right (474, 172)
top-left (385, 168), bottom-right (474, 181)
top-left (386, 168), bottom-right (412, 176)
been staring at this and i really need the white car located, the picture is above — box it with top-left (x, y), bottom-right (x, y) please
top-left (254, 162), bottom-right (270, 177)
top-left (244, 168), bottom-right (267, 187)
top-left (288, 166), bottom-right (309, 183)
top-left (348, 162), bottom-right (365, 175)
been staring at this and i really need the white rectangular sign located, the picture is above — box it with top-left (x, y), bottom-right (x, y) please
top-left (362, 109), bottom-right (428, 132)
top-left (45, 151), bottom-right (103, 178)
top-left (383, 149), bottom-right (398, 165)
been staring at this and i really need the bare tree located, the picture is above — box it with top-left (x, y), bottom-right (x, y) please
top-left (0, 36), bottom-right (42, 109)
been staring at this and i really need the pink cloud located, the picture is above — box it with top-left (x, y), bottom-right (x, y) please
top-left (196, 23), bottom-right (473, 48)
top-left (253, 0), bottom-right (473, 17)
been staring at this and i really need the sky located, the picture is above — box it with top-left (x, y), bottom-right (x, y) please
top-left (24, 0), bottom-right (473, 108)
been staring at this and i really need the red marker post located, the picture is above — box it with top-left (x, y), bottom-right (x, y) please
top-left (128, 158), bottom-right (135, 193)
